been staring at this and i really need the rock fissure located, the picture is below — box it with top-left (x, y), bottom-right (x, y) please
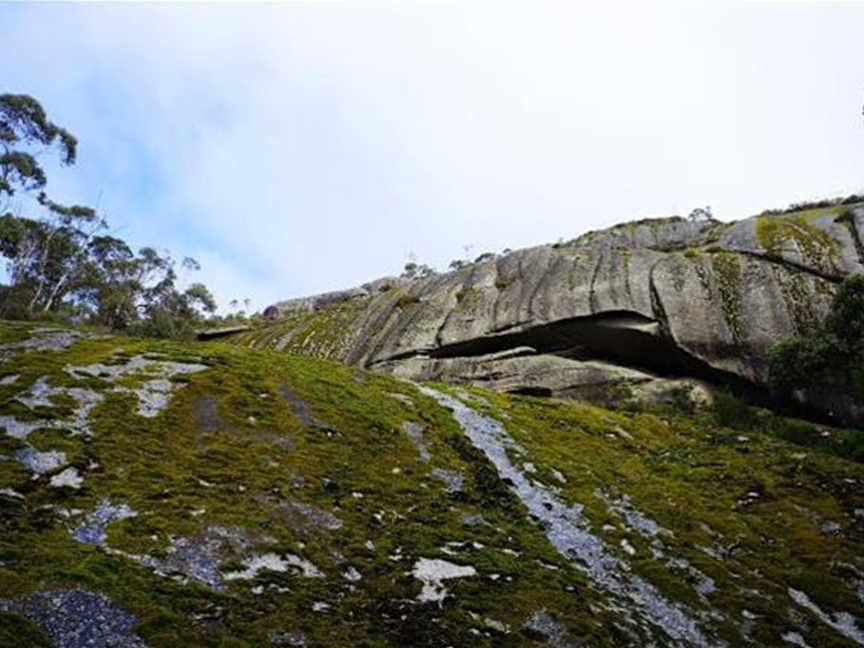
top-left (352, 291), bottom-right (401, 365)
top-left (731, 248), bottom-right (844, 283)
top-left (648, 259), bottom-right (672, 339)
top-left (588, 251), bottom-right (604, 314)
top-left (491, 255), bottom-right (504, 326)
top-left (373, 310), bottom-right (750, 393)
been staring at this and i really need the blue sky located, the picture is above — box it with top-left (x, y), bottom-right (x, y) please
top-left (3, 3), bottom-right (864, 312)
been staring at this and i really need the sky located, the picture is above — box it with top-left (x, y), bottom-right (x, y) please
top-left (2, 2), bottom-right (863, 312)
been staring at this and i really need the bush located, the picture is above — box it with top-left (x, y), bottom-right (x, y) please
top-left (127, 309), bottom-right (196, 340)
top-left (711, 390), bottom-right (758, 429)
top-left (767, 336), bottom-right (829, 393)
top-left (0, 284), bottom-right (34, 321)
top-left (396, 294), bottom-right (420, 309)
top-left (825, 273), bottom-right (864, 347)
top-left (668, 385), bottom-right (697, 415)
top-left (768, 273), bottom-right (864, 402)
top-left (839, 429), bottom-right (864, 462)
top-left (771, 419), bottom-right (820, 446)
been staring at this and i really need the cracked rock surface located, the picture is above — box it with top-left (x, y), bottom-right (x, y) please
top-left (246, 205), bottom-right (864, 424)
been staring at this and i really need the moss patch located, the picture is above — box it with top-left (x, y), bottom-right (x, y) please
top-left (0, 321), bottom-right (862, 646)
top-left (755, 208), bottom-right (843, 271)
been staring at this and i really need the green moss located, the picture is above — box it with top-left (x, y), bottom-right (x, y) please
top-left (711, 252), bottom-right (744, 343)
top-left (683, 248), bottom-right (702, 261)
top-left (772, 266), bottom-right (831, 335)
top-left (0, 320), bottom-right (862, 646)
top-left (461, 387), bottom-right (864, 645)
top-left (229, 295), bottom-right (374, 360)
top-left (396, 293), bottom-right (420, 309)
top-left (0, 611), bottom-right (51, 647)
top-left (618, 245), bottom-right (630, 272)
top-left (0, 323), bottom-right (616, 645)
top-left (454, 286), bottom-right (482, 310)
top-left (755, 208), bottom-right (843, 270)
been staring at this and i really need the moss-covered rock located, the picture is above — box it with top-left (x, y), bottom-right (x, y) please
top-left (1, 322), bottom-right (863, 646)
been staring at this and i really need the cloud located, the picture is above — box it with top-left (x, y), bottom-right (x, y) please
top-left (2, 3), bottom-right (863, 312)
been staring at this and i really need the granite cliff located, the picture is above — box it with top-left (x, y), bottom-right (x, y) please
top-left (242, 203), bottom-right (864, 423)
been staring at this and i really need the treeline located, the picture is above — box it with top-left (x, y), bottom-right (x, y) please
top-left (0, 94), bottom-right (218, 338)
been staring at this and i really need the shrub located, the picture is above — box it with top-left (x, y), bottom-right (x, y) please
top-left (668, 385), bottom-right (697, 415)
top-left (772, 419), bottom-right (820, 446)
top-left (402, 261), bottom-right (418, 279)
top-left (711, 390), bottom-right (758, 429)
top-left (825, 273), bottom-right (864, 347)
top-left (759, 194), bottom-right (864, 217)
top-left (396, 294), bottom-right (420, 309)
top-left (767, 336), bottom-right (828, 393)
top-left (768, 273), bottom-right (864, 402)
top-left (839, 429), bottom-right (864, 462)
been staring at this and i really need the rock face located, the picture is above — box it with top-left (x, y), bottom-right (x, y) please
top-left (251, 204), bottom-right (864, 422)
top-left (262, 276), bottom-right (405, 318)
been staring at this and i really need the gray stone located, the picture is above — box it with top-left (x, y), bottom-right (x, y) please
top-left (0, 328), bottom-right (84, 357)
top-left (279, 385), bottom-right (335, 433)
top-left (524, 609), bottom-right (580, 648)
top-left (402, 421), bottom-right (431, 462)
top-left (0, 589), bottom-right (147, 648)
top-left (430, 467), bottom-right (464, 494)
top-left (257, 206), bottom-right (864, 423)
top-left (422, 386), bottom-right (714, 647)
top-left (71, 500), bottom-right (138, 547)
top-left (15, 447), bottom-right (67, 475)
top-left (67, 354), bottom-right (207, 419)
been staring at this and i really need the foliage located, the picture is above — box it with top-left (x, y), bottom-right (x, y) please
top-left (710, 390), bottom-right (759, 430)
top-left (758, 193), bottom-right (864, 217)
top-left (839, 428), bottom-right (864, 462)
top-left (768, 274), bottom-right (864, 404)
top-left (688, 206), bottom-right (713, 222)
top-left (0, 94), bottom-right (217, 338)
top-left (402, 260), bottom-right (418, 278)
top-left (0, 94), bottom-right (76, 198)
top-left (825, 273), bottom-right (864, 346)
top-left (402, 261), bottom-right (436, 279)
top-left (770, 419), bottom-right (821, 446)
top-left (396, 293), bottom-right (420, 309)
top-left (667, 385), bottom-right (697, 415)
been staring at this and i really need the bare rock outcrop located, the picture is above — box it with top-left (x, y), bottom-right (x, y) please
top-left (252, 204), bottom-right (864, 422)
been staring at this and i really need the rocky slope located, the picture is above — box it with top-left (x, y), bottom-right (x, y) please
top-left (243, 204), bottom-right (864, 423)
top-left (1, 322), bottom-right (864, 646)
